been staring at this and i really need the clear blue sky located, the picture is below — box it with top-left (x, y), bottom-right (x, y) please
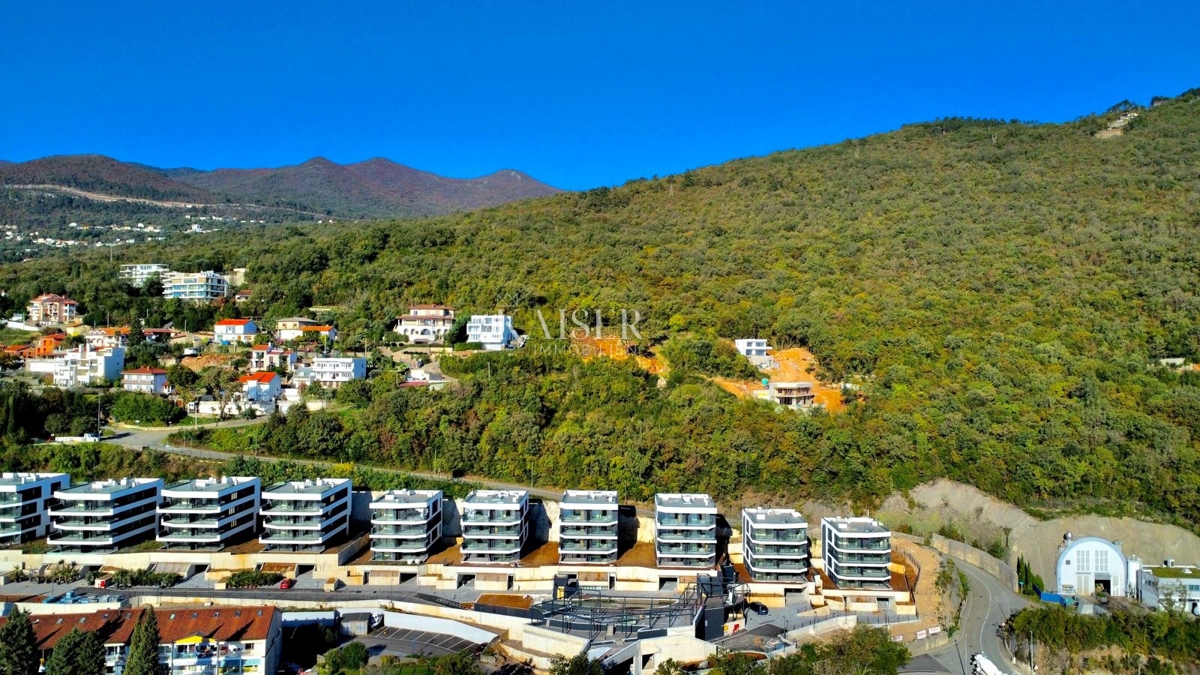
top-left (2, 1), bottom-right (1197, 190)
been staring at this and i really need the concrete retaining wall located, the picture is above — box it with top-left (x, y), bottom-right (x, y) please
top-left (381, 610), bottom-right (498, 645)
top-left (926, 534), bottom-right (1018, 592)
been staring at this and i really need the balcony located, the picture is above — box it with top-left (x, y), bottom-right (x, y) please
top-left (657, 557), bottom-right (714, 567)
top-left (160, 515), bottom-right (219, 527)
top-left (560, 540), bottom-right (617, 552)
top-left (828, 537), bottom-right (890, 552)
top-left (560, 511), bottom-right (617, 524)
top-left (263, 516), bottom-right (322, 528)
top-left (656, 515), bottom-right (715, 528)
top-left (560, 524), bottom-right (617, 537)
top-left (462, 525), bottom-right (521, 537)
top-left (159, 500), bottom-right (220, 512)
top-left (52, 517), bottom-right (113, 529)
top-left (656, 544), bottom-right (715, 555)
top-left (461, 540), bottom-right (521, 552)
top-left (260, 500), bottom-right (323, 513)
top-left (826, 550), bottom-right (890, 565)
top-left (50, 503), bottom-right (115, 515)
top-left (748, 543), bottom-right (809, 557)
top-left (462, 511), bottom-right (521, 524)
top-left (48, 532), bottom-right (113, 543)
top-left (748, 559), bottom-right (808, 571)
top-left (656, 530), bottom-right (716, 542)
top-left (371, 509), bottom-right (429, 523)
top-left (830, 567), bottom-right (891, 579)
top-left (747, 530), bottom-right (807, 543)
top-left (370, 525), bottom-right (429, 536)
top-left (158, 529), bottom-right (220, 541)
top-left (260, 531), bottom-right (323, 543)
top-left (371, 540), bottom-right (429, 551)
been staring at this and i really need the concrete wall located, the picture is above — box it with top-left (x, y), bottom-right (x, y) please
top-left (925, 534), bottom-right (1019, 592)
top-left (520, 624), bottom-right (589, 657)
top-left (631, 636), bottom-right (717, 674)
top-left (380, 610), bottom-right (498, 645)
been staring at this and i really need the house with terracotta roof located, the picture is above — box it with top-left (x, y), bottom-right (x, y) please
top-left (275, 317), bottom-right (319, 341)
top-left (249, 343), bottom-right (296, 372)
top-left (395, 304), bottom-right (456, 343)
top-left (27, 294), bottom-right (78, 326)
top-left (214, 318), bottom-right (257, 344)
top-left (234, 288), bottom-right (253, 304)
top-left (86, 326), bottom-right (131, 349)
top-left (239, 371), bottom-right (281, 402)
top-left (300, 324), bottom-right (337, 343)
top-left (0, 606), bottom-right (282, 675)
top-left (123, 366), bottom-right (169, 395)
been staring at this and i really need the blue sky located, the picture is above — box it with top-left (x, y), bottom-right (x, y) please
top-left (1, 1), bottom-right (1197, 190)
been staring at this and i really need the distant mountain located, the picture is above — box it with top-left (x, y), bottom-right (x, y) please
top-left (0, 154), bottom-right (218, 203)
top-left (177, 156), bottom-right (564, 217)
top-left (0, 160), bottom-right (12, 166)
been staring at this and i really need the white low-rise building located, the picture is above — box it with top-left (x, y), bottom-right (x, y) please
top-left (820, 516), bottom-right (892, 590)
top-left (559, 490), bottom-right (619, 565)
top-left (48, 478), bottom-right (163, 552)
top-left (120, 263), bottom-right (171, 287)
top-left (461, 490), bottom-right (529, 565)
top-left (311, 356), bottom-right (367, 388)
top-left (162, 271), bottom-right (228, 301)
top-left (1137, 563), bottom-right (1200, 614)
top-left (259, 478), bottom-right (352, 552)
top-left (395, 305), bottom-right (456, 344)
top-left (52, 345), bottom-right (125, 388)
top-left (122, 366), bottom-right (169, 395)
top-left (275, 317), bottom-right (320, 342)
top-left (240, 372), bottom-right (282, 402)
top-left (0, 472), bottom-right (70, 546)
top-left (369, 489), bottom-right (443, 564)
top-left (249, 344), bottom-right (296, 372)
top-left (157, 476), bottom-right (260, 550)
top-left (466, 314), bottom-right (518, 350)
top-left (214, 319), bottom-right (257, 344)
top-left (1055, 535), bottom-right (1127, 597)
top-left (742, 508), bottom-right (809, 584)
top-left (655, 493), bottom-right (718, 569)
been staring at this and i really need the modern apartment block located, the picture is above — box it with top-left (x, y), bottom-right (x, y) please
top-left (53, 345), bottom-right (126, 389)
top-left (655, 493), bottom-right (718, 568)
top-left (0, 473), bottom-right (70, 546)
top-left (767, 382), bottom-right (816, 409)
top-left (395, 305), bottom-right (456, 344)
top-left (461, 490), bottom-right (529, 565)
top-left (162, 271), bottom-right (229, 302)
top-left (466, 314), bottom-right (518, 350)
top-left (742, 508), bottom-right (809, 583)
top-left (119, 263), bottom-right (171, 287)
top-left (559, 490), bottom-right (619, 565)
top-left (259, 478), bottom-right (352, 552)
top-left (311, 357), bottom-right (367, 388)
top-left (27, 293), bottom-right (78, 326)
top-left (48, 478), bottom-right (163, 552)
top-left (369, 489), bottom-right (443, 563)
top-left (157, 477), bottom-right (261, 550)
top-left (820, 516), bottom-right (892, 590)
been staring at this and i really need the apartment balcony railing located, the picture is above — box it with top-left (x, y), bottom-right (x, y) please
top-left (260, 501), bottom-right (323, 513)
top-left (263, 516), bottom-right (322, 527)
top-left (0, 495), bottom-right (23, 505)
top-left (48, 532), bottom-right (113, 542)
top-left (371, 540), bottom-right (428, 551)
top-left (52, 517), bottom-right (113, 528)
top-left (158, 529), bottom-right (220, 541)
top-left (828, 537), bottom-right (890, 552)
top-left (160, 516), bottom-right (219, 527)
top-left (657, 557), bottom-right (714, 567)
top-left (827, 550), bottom-right (891, 565)
top-left (463, 525), bottom-right (522, 537)
top-left (656, 515), bottom-right (715, 528)
top-left (656, 544), bottom-right (715, 555)
top-left (561, 525), bottom-right (617, 537)
top-left (560, 511), bottom-right (617, 524)
top-left (462, 511), bottom-right (521, 523)
top-left (260, 531), bottom-right (323, 542)
top-left (656, 530), bottom-right (716, 541)
top-left (831, 567), bottom-right (891, 579)
top-left (749, 543), bottom-right (809, 556)
top-left (371, 525), bottom-right (429, 536)
top-left (749, 559), bottom-right (808, 570)
top-left (747, 530), bottom-right (807, 542)
top-left (559, 541), bottom-right (617, 552)
top-left (51, 503), bottom-right (116, 514)
top-left (159, 500), bottom-right (220, 511)
top-left (371, 510), bottom-right (429, 523)
top-left (461, 540), bottom-right (521, 552)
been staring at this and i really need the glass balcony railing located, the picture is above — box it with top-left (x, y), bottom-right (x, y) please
top-left (463, 525), bottom-right (521, 537)
top-left (656, 544), bottom-right (715, 555)
top-left (263, 516), bottom-right (322, 527)
top-left (560, 541), bottom-right (617, 552)
top-left (656, 529), bottom-right (716, 541)
top-left (158, 529), bottom-right (220, 540)
top-left (260, 501), bottom-right (323, 513)
top-left (747, 530), bottom-right (807, 542)
top-left (831, 567), bottom-right (891, 579)
top-left (260, 531), bottom-right (322, 542)
top-left (749, 559), bottom-right (808, 570)
top-left (462, 511), bottom-right (521, 523)
top-left (827, 550), bottom-right (890, 565)
top-left (749, 543), bottom-right (809, 556)
top-left (159, 500), bottom-right (220, 511)
top-left (656, 515), bottom-right (716, 527)
top-left (561, 524), bottom-right (617, 537)
top-left (371, 540), bottom-right (428, 551)
top-left (560, 511), bottom-right (617, 524)
top-left (461, 540), bottom-right (521, 552)
top-left (829, 537), bottom-right (890, 552)
top-left (371, 509), bottom-right (429, 522)
top-left (371, 525), bottom-right (429, 536)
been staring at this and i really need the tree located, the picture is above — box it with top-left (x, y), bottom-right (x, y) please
top-left (338, 642), bottom-right (368, 671)
top-left (124, 609), bottom-right (161, 675)
top-left (549, 654), bottom-right (602, 675)
top-left (431, 651), bottom-right (484, 675)
top-left (44, 627), bottom-right (106, 675)
top-left (0, 607), bottom-right (38, 675)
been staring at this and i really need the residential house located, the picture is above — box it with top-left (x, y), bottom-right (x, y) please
top-left (48, 478), bottom-right (164, 552)
top-left (275, 317), bottom-right (319, 341)
top-left (162, 271), bottom-right (228, 302)
top-left (259, 478), bottom-right (352, 552)
top-left (249, 344), bottom-right (296, 372)
top-left (234, 289), bottom-right (253, 304)
top-left (735, 338), bottom-right (774, 368)
top-left (369, 489), bottom-right (443, 563)
top-left (27, 294), bottom-right (78, 326)
top-left (0, 606), bottom-right (282, 675)
top-left (466, 314), bottom-right (518, 350)
top-left (239, 372), bottom-right (281, 403)
top-left (122, 366), bottom-right (170, 395)
top-left (157, 476), bottom-right (261, 550)
top-left (311, 356), bottom-right (366, 389)
top-left (742, 508), bottom-right (809, 584)
top-left (758, 381), bottom-right (817, 409)
top-left (23, 332), bottom-right (67, 358)
top-left (85, 326), bottom-right (131, 349)
top-left (461, 490), bottom-right (529, 565)
top-left (119, 263), bottom-right (171, 287)
top-left (300, 324), bottom-right (337, 344)
top-left (559, 490), bottom-right (619, 565)
top-left (51, 345), bottom-right (126, 388)
top-left (395, 305), bottom-right (456, 343)
top-left (0, 472), bottom-right (71, 546)
top-left (214, 318), bottom-right (257, 344)
top-left (820, 516), bottom-right (892, 590)
top-left (655, 493), bottom-right (718, 569)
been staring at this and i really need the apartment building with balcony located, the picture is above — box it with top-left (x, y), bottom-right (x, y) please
top-left (742, 508), bottom-right (809, 583)
top-left (395, 305), bottom-right (456, 344)
top-left (820, 516), bottom-right (892, 590)
top-left (259, 478), bottom-right (352, 552)
top-left (122, 366), bottom-right (169, 395)
top-left (119, 263), bottom-right (171, 287)
top-left (559, 490), bottom-right (619, 565)
top-left (369, 489), bottom-right (443, 563)
top-left (27, 293), bottom-right (78, 326)
top-left (655, 493), bottom-right (718, 569)
top-left (48, 478), bottom-right (163, 552)
top-left (461, 490), bottom-right (529, 565)
top-left (311, 356), bottom-right (367, 389)
top-left (52, 345), bottom-right (125, 388)
top-left (157, 476), bottom-right (260, 550)
top-left (162, 271), bottom-right (228, 302)
top-left (466, 314), bottom-right (518, 351)
top-left (0, 472), bottom-right (70, 546)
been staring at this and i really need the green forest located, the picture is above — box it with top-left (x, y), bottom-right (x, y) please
top-left (3, 92), bottom-right (1200, 527)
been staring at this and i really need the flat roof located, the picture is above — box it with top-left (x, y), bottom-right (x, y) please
top-left (58, 478), bottom-right (161, 496)
top-left (262, 478), bottom-right (350, 496)
top-left (561, 490), bottom-right (618, 507)
top-left (744, 507), bottom-right (807, 526)
top-left (0, 473), bottom-right (66, 488)
top-left (655, 493), bottom-right (716, 510)
top-left (822, 516), bottom-right (889, 535)
top-left (1147, 566), bottom-right (1200, 579)
top-left (371, 489), bottom-right (442, 506)
top-left (465, 490), bottom-right (528, 506)
top-left (164, 477), bottom-right (259, 493)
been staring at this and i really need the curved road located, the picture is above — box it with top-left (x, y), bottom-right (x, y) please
top-left (931, 558), bottom-right (1029, 674)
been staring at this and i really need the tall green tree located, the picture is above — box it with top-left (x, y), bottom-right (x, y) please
top-left (44, 627), bottom-right (106, 675)
top-left (549, 654), bottom-right (602, 675)
top-left (124, 609), bottom-right (161, 675)
top-left (0, 608), bottom-right (39, 675)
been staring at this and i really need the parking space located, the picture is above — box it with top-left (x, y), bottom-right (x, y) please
top-left (361, 627), bottom-right (481, 657)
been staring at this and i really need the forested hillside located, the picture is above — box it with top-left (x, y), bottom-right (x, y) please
top-left (5, 92), bottom-right (1200, 527)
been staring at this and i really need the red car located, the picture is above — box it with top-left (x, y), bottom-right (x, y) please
top-left (280, 578), bottom-right (295, 590)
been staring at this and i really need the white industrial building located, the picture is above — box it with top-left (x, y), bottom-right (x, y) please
top-left (259, 478), bottom-right (352, 552)
top-left (157, 476), bottom-right (261, 550)
top-left (369, 489), bottom-right (443, 563)
top-left (1055, 534), bottom-right (1128, 597)
top-left (655, 493), bottom-right (718, 569)
top-left (0, 472), bottom-right (71, 546)
top-left (48, 478), bottom-right (164, 552)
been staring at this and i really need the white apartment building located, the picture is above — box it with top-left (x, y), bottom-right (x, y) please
top-left (157, 476), bottom-right (261, 550)
top-left (369, 489), bottom-right (443, 563)
top-left (311, 356), bottom-right (367, 389)
top-left (27, 293), bottom-right (78, 326)
top-left (655, 493), bottom-right (718, 569)
top-left (85, 326), bottom-right (130, 349)
top-left (763, 381), bottom-right (816, 409)
top-left (820, 516), bottom-right (892, 590)
top-left (461, 490), bottom-right (529, 565)
top-left (122, 366), bottom-right (169, 395)
top-left (559, 490), bottom-right (619, 565)
top-left (466, 314), bottom-right (518, 351)
top-left (48, 478), bottom-right (163, 552)
top-left (119, 263), bottom-right (171, 287)
top-left (259, 478), bottom-right (352, 552)
top-left (249, 344), bottom-right (296, 372)
top-left (214, 319), bottom-right (257, 344)
top-left (734, 339), bottom-right (771, 357)
top-left (1138, 564), bottom-right (1200, 614)
top-left (395, 305), bottom-right (456, 344)
top-left (742, 508), bottom-right (809, 584)
top-left (162, 271), bottom-right (228, 302)
top-left (0, 472), bottom-right (70, 546)
top-left (53, 345), bottom-right (125, 388)
top-left (239, 372), bottom-right (281, 403)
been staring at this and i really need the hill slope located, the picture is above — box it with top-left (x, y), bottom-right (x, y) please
top-left (0, 154), bottom-right (219, 202)
top-left (5, 91), bottom-right (1200, 528)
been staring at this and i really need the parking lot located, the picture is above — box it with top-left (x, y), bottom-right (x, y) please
top-left (360, 626), bottom-right (482, 657)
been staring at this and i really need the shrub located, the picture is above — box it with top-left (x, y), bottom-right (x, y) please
top-left (225, 570), bottom-right (283, 588)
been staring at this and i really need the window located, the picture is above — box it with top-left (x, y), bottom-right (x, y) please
top-left (1077, 549), bottom-right (1090, 573)
top-left (1095, 550), bottom-right (1108, 573)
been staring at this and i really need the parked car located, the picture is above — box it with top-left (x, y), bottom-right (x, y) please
top-left (280, 578), bottom-right (295, 590)
top-left (746, 601), bottom-right (769, 616)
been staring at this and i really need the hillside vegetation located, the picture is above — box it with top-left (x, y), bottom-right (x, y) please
top-left (5, 92), bottom-right (1200, 526)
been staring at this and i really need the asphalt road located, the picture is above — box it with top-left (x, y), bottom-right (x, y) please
top-left (931, 558), bottom-right (1030, 674)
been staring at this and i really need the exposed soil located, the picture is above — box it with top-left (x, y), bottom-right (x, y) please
top-left (573, 335), bottom-right (667, 374)
top-left (715, 347), bottom-right (847, 412)
top-left (476, 593), bottom-right (534, 609)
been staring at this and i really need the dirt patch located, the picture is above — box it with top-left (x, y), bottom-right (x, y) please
top-left (616, 541), bottom-right (658, 567)
top-left (476, 593), bottom-right (534, 610)
top-left (717, 347), bottom-right (847, 412)
top-left (181, 354), bottom-right (237, 372)
top-left (573, 335), bottom-right (667, 374)
top-left (521, 540), bottom-right (560, 567)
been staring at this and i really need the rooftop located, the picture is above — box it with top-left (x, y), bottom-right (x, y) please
top-left (465, 490), bottom-right (528, 506)
top-left (215, 319), bottom-right (253, 326)
top-left (655, 493), bottom-right (716, 510)
top-left (562, 490), bottom-right (619, 507)
top-left (263, 478), bottom-right (351, 496)
top-left (744, 507), bottom-right (807, 526)
top-left (123, 366), bottom-right (167, 375)
top-left (0, 606), bottom-right (278, 650)
top-left (276, 317), bottom-right (317, 324)
top-left (239, 372), bottom-right (279, 384)
top-left (57, 478), bottom-right (161, 496)
top-left (371, 489), bottom-right (442, 506)
top-left (164, 476), bottom-right (259, 493)
top-left (823, 516), bottom-right (889, 535)
top-left (0, 472), bottom-right (66, 488)
top-left (1147, 565), bottom-right (1200, 579)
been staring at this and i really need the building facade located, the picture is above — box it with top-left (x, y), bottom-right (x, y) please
top-left (119, 263), bottom-right (172, 287)
top-left (395, 305), bottom-right (456, 344)
top-left (1137, 564), bottom-right (1200, 614)
top-left (311, 357), bottom-right (367, 388)
top-left (214, 319), bottom-right (257, 344)
top-left (259, 478), bottom-right (352, 552)
top-left (48, 478), bottom-right (163, 552)
top-left (249, 344), bottom-right (296, 372)
top-left (162, 271), bottom-right (228, 302)
top-left (766, 381), bottom-right (816, 409)
top-left (820, 516), bottom-right (892, 590)
top-left (85, 326), bottom-right (131, 349)
top-left (559, 490), bottom-right (619, 565)
top-left (122, 366), bottom-right (169, 395)
top-left (275, 317), bottom-right (319, 342)
top-left (27, 294), bottom-right (78, 326)
top-left (53, 345), bottom-right (126, 388)
top-left (0, 472), bottom-right (70, 546)
top-left (157, 477), bottom-right (261, 550)
top-left (1055, 535), bottom-right (1127, 597)
top-left (655, 493), bottom-right (718, 568)
top-left (466, 314), bottom-right (518, 350)
top-left (461, 490), bottom-right (529, 565)
top-left (239, 372), bottom-right (281, 403)
top-left (369, 489), bottom-right (443, 563)
top-left (742, 508), bottom-right (809, 583)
